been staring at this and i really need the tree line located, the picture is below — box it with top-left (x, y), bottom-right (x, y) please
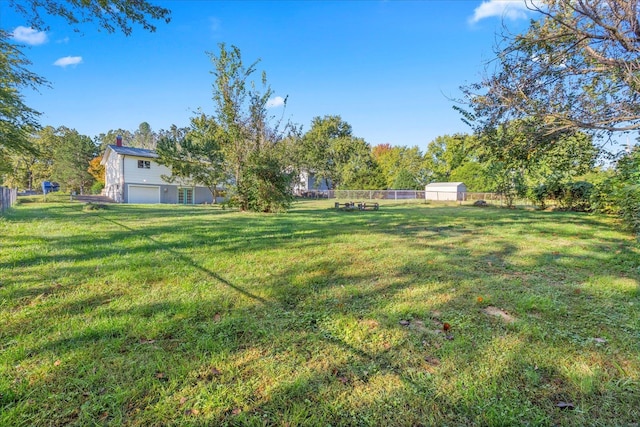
top-left (1, 1), bottom-right (638, 229)
top-left (0, 42), bottom-right (633, 223)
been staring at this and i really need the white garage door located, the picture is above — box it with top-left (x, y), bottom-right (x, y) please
top-left (128, 185), bottom-right (160, 204)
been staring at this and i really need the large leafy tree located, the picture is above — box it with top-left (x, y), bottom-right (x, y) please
top-left (2, 125), bottom-right (56, 189)
top-left (51, 127), bottom-right (97, 194)
top-left (460, 0), bottom-right (640, 138)
top-left (156, 114), bottom-right (227, 202)
top-left (299, 115), bottom-right (353, 189)
top-left (423, 134), bottom-right (474, 182)
top-left (474, 119), bottom-right (598, 207)
top-left (336, 137), bottom-right (384, 190)
top-left (372, 144), bottom-right (428, 189)
top-left (300, 115), bottom-right (382, 189)
top-left (207, 43), bottom-right (294, 212)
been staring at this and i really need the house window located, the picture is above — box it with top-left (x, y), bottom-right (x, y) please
top-left (138, 160), bottom-right (150, 169)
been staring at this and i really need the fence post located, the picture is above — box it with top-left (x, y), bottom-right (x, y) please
top-left (0, 186), bottom-right (17, 213)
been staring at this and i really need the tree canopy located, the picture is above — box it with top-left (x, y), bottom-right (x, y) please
top-left (156, 44), bottom-right (295, 212)
top-left (7, 0), bottom-right (171, 35)
top-left (460, 0), bottom-right (640, 139)
top-left (155, 114), bottom-right (226, 201)
top-left (0, 31), bottom-right (48, 160)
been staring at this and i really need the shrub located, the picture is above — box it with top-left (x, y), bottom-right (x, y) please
top-left (83, 202), bottom-right (108, 212)
top-left (590, 148), bottom-right (640, 233)
top-left (618, 184), bottom-right (640, 233)
top-left (231, 150), bottom-right (294, 213)
top-left (529, 184), bottom-right (549, 209)
top-left (91, 181), bottom-right (105, 194)
top-left (562, 181), bottom-right (593, 212)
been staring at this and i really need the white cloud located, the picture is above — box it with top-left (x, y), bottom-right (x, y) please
top-left (53, 56), bottom-right (83, 67)
top-left (266, 96), bottom-right (285, 108)
top-left (469, 0), bottom-right (531, 23)
top-left (12, 26), bottom-right (48, 45)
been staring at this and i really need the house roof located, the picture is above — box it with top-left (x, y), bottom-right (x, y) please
top-left (106, 145), bottom-right (159, 159)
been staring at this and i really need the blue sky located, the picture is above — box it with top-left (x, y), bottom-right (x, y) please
top-left (3, 0), bottom-right (535, 151)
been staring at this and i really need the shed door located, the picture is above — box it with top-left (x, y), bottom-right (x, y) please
top-left (128, 185), bottom-right (160, 204)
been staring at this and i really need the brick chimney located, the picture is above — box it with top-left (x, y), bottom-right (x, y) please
top-left (116, 135), bottom-right (122, 147)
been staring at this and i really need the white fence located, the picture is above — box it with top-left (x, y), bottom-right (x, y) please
top-left (0, 187), bottom-right (17, 213)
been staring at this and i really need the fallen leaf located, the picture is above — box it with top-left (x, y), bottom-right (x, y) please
top-left (556, 401), bottom-right (575, 410)
top-left (53, 360), bottom-right (61, 366)
top-left (99, 412), bottom-right (109, 421)
top-left (213, 313), bottom-right (221, 322)
top-left (443, 322), bottom-right (451, 332)
top-left (184, 408), bottom-right (200, 416)
top-left (179, 397), bottom-right (187, 406)
top-left (338, 376), bottom-right (349, 384)
top-left (156, 372), bottom-right (168, 381)
top-left (231, 408), bottom-right (241, 415)
top-left (210, 367), bottom-right (222, 376)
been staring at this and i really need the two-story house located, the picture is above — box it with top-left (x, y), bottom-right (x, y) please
top-left (100, 142), bottom-right (214, 204)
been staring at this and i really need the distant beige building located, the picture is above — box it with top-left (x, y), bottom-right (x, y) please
top-left (425, 182), bottom-right (467, 201)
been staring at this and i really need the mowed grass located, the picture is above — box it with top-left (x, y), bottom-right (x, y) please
top-left (1, 198), bottom-right (638, 426)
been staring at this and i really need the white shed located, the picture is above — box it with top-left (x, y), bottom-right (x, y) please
top-left (425, 182), bottom-right (467, 201)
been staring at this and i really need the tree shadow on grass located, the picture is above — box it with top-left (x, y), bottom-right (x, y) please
top-left (2, 201), bottom-right (639, 425)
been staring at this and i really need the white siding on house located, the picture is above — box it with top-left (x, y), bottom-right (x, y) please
top-left (123, 156), bottom-right (173, 186)
top-left (102, 150), bottom-right (123, 202)
top-left (294, 170), bottom-right (330, 194)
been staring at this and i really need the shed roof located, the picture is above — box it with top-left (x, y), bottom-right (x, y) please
top-left (425, 182), bottom-right (465, 189)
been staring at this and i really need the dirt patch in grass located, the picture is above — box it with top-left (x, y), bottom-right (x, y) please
top-left (483, 306), bottom-right (516, 323)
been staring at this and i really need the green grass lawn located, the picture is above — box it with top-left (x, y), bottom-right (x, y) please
top-left (1, 198), bottom-right (638, 426)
